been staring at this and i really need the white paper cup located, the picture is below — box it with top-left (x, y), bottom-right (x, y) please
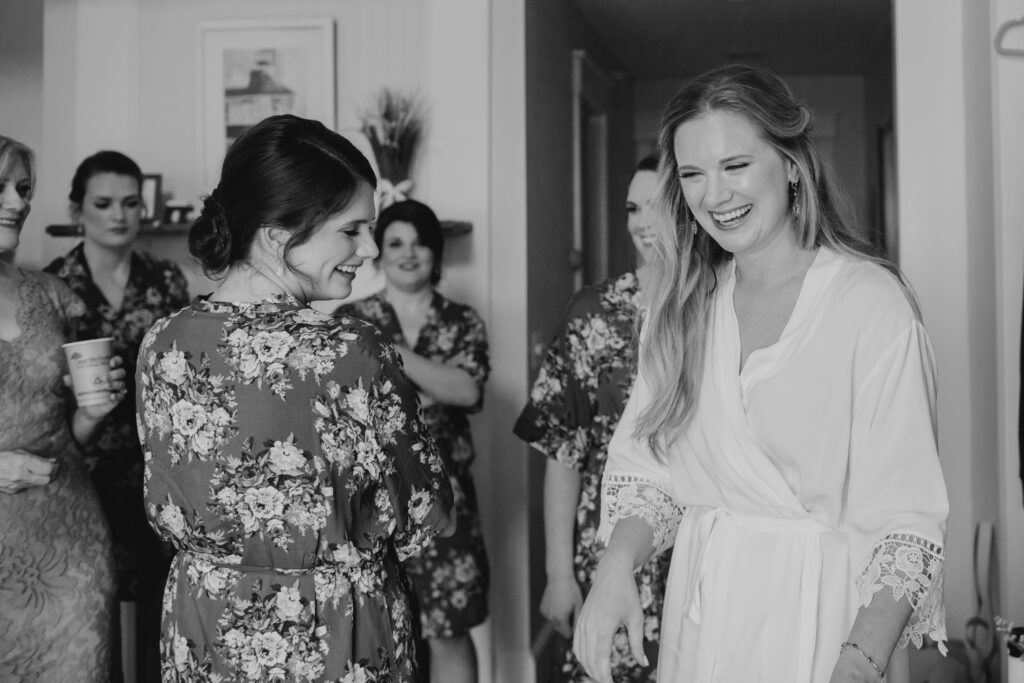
top-left (63, 337), bottom-right (114, 407)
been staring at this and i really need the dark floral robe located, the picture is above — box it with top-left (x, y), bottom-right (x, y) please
top-left (45, 243), bottom-right (189, 601)
top-left (339, 291), bottom-right (490, 639)
top-left (136, 294), bottom-right (453, 682)
top-left (514, 271), bottom-right (670, 682)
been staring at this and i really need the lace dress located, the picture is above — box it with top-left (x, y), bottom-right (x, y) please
top-left (601, 248), bottom-right (949, 683)
top-left (136, 295), bottom-right (454, 682)
top-left (0, 269), bottom-right (116, 682)
top-left (514, 271), bottom-right (669, 681)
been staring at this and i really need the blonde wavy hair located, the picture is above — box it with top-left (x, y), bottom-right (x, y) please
top-left (636, 65), bottom-right (912, 454)
top-left (0, 135), bottom-right (36, 198)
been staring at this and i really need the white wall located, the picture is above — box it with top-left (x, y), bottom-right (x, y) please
top-left (634, 75), bottom-right (869, 226)
top-left (991, 0), bottom-right (1024, 636)
top-left (0, 0), bottom-right (44, 152)
top-left (894, 0), bottom-right (1021, 649)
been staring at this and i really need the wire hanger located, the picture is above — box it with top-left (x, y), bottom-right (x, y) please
top-left (995, 15), bottom-right (1024, 57)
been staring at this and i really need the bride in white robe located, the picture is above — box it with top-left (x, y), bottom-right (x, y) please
top-left (573, 65), bottom-right (947, 683)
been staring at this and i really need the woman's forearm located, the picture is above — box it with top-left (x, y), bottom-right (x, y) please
top-left (832, 590), bottom-right (913, 681)
top-left (397, 347), bottom-right (480, 407)
top-left (70, 408), bottom-right (103, 447)
top-left (601, 515), bottom-right (656, 573)
top-left (544, 459), bottom-right (583, 580)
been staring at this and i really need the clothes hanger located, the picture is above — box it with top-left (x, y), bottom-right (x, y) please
top-left (995, 15), bottom-right (1024, 57)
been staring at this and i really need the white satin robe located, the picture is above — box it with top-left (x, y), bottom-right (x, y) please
top-left (600, 247), bottom-right (949, 683)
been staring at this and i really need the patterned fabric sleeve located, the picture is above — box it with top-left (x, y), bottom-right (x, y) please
top-left (41, 271), bottom-right (86, 341)
top-left (364, 328), bottom-right (454, 560)
top-left (598, 367), bottom-right (683, 555)
top-left (849, 319), bottom-right (948, 652)
top-left (447, 304), bottom-right (490, 414)
top-left (514, 287), bottom-right (603, 470)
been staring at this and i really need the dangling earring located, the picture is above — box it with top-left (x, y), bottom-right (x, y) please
top-left (791, 179), bottom-right (801, 217)
top-left (690, 219), bottom-right (698, 236)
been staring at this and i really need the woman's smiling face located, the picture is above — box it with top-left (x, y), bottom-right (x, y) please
top-left (284, 183), bottom-right (378, 302)
top-left (0, 157), bottom-right (32, 255)
top-left (674, 109), bottom-right (797, 258)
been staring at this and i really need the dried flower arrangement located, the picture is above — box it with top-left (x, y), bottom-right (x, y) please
top-left (997, 616), bottom-right (1024, 659)
top-left (358, 88), bottom-right (425, 207)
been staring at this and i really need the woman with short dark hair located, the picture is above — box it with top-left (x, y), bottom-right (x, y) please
top-left (341, 199), bottom-right (490, 683)
top-left (136, 115), bottom-right (454, 682)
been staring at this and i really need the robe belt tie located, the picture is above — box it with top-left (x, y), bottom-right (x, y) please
top-left (178, 548), bottom-right (386, 581)
top-left (684, 507), bottom-right (833, 683)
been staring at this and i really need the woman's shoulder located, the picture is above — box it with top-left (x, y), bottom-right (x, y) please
top-left (41, 244), bottom-right (85, 282)
top-left (133, 249), bottom-right (187, 278)
top-left (337, 291), bottom-right (387, 321)
top-left (823, 248), bottom-right (922, 335)
top-left (562, 272), bottom-right (637, 321)
top-left (433, 291), bottom-right (485, 325)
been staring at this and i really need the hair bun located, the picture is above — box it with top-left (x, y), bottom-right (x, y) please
top-left (189, 193), bottom-right (233, 276)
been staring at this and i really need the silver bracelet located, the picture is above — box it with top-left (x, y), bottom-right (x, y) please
top-left (840, 641), bottom-right (885, 680)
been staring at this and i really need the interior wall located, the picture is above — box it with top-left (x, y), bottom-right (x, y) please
top-left (633, 74), bottom-right (870, 226)
top-left (523, 2), bottom-right (633, 674)
top-left (488, 1), bottom-right (532, 678)
top-left (991, 0), bottom-right (1024, 635)
top-left (894, 0), bottom-right (1001, 642)
top-left (1, 0), bottom-right (45, 255)
top-left (0, 0), bottom-right (44, 155)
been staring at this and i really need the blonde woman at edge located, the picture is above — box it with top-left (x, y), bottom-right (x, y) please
top-left (573, 65), bottom-right (948, 683)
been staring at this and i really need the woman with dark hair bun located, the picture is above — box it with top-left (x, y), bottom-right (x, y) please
top-left (340, 199), bottom-right (490, 683)
top-left (44, 149), bottom-right (189, 682)
top-left (135, 115), bottom-right (454, 682)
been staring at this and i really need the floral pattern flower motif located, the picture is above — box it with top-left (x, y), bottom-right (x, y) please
top-left (207, 435), bottom-right (331, 551)
top-left (139, 297), bottom-right (453, 681)
top-left (218, 295), bottom-right (353, 399)
top-left (138, 341), bottom-right (238, 466)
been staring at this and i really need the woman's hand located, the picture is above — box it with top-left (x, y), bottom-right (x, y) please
top-left (0, 449), bottom-right (58, 493)
top-left (573, 553), bottom-right (647, 683)
top-left (828, 645), bottom-right (886, 682)
top-left (69, 355), bottom-right (128, 445)
top-left (540, 575), bottom-right (583, 638)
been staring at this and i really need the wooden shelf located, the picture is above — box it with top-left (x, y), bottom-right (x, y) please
top-left (48, 220), bottom-right (473, 238)
top-left (46, 223), bottom-right (190, 237)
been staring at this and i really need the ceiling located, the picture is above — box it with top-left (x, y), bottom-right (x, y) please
top-left (569, 0), bottom-right (893, 78)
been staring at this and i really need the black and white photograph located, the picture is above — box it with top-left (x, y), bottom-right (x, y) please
top-left (1, 1), bottom-right (1023, 683)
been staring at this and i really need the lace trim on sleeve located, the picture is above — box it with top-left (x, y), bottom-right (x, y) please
top-left (599, 472), bottom-right (683, 555)
top-left (855, 530), bottom-right (948, 653)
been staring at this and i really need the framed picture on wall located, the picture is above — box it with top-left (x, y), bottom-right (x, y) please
top-left (196, 18), bottom-right (336, 190)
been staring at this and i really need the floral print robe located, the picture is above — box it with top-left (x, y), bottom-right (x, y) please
top-left (136, 295), bottom-right (453, 682)
top-left (514, 271), bottom-right (669, 682)
top-left (339, 291), bottom-right (490, 639)
top-left (45, 243), bottom-right (189, 600)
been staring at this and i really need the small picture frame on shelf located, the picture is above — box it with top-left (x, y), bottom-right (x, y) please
top-left (141, 174), bottom-right (163, 224)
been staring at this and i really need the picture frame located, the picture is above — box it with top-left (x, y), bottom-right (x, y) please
top-left (140, 173), bottom-right (162, 225)
top-left (196, 18), bottom-right (336, 190)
